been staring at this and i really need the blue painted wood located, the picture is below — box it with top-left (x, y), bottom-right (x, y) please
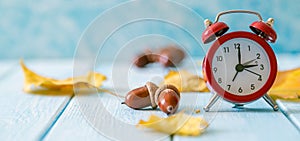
top-left (2, 55), bottom-right (300, 141)
top-left (46, 56), bottom-right (300, 141)
top-left (0, 61), bottom-right (17, 77)
top-left (174, 93), bottom-right (300, 141)
top-left (290, 114), bottom-right (300, 130)
top-left (44, 90), bottom-right (171, 141)
top-left (270, 54), bottom-right (300, 131)
top-left (44, 61), bottom-right (178, 141)
top-left (0, 60), bottom-right (73, 141)
top-left (277, 100), bottom-right (300, 131)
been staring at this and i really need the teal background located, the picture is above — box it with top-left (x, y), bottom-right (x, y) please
top-left (1, 0), bottom-right (299, 59)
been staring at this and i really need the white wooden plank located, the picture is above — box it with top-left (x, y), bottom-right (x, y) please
top-left (270, 54), bottom-right (300, 131)
top-left (277, 100), bottom-right (300, 130)
top-left (277, 100), bottom-right (300, 114)
top-left (290, 113), bottom-right (300, 130)
top-left (174, 93), bottom-right (300, 141)
top-left (44, 90), bottom-right (171, 141)
top-left (0, 60), bottom-right (73, 141)
top-left (96, 62), bottom-right (169, 91)
top-left (0, 61), bottom-right (17, 77)
top-left (45, 60), bottom-right (202, 141)
top-left (46, 55), bottom-right (300, 141)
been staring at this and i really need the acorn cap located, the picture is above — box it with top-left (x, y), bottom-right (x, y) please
top-left (145, 82), bottom-right (159, 109)
top-left (154, 84), bottom-right (180, 105)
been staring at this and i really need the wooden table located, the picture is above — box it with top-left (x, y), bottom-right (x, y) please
top-left (0, 55), bottom-right (300, 141)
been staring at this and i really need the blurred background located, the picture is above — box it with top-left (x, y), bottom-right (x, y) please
top-left (1, 0), bottom-right (299, 60)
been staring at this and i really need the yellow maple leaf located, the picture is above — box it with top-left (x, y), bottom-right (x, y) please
top-left (20, 60), bottom-right (106, 94)
top-left (162, 70), bottom-right (209, 92)
top-left (137, 112), bottom-right (208, 136)
top-left (268, 68), bottom-right (300, 101)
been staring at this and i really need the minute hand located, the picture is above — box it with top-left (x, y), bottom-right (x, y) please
top-left (237, 46), bottom-right (241, 64)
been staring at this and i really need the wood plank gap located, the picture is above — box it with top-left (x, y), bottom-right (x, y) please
top-left (39, 95), bottom-right (74, 141)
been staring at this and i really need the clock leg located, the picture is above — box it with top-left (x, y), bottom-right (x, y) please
top-left (203, 93), bottom-right (220, 112)
top-left (263, 94), bottom-right (278, 111)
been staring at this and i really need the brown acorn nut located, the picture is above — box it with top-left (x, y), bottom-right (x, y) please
top-left (123, 82), bottom-right (158, 109)
top-left (134, 46), bottom-right (185, 68)
top-left (155, 84), bottom-right (180, 115)
top-left (158, 46), bottom-right (185, 67)
top-left (134, 53), bottom-right (159, 67)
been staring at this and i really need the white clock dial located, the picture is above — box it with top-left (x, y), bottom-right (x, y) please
top-left (211, 38), bottom-right (270, 96)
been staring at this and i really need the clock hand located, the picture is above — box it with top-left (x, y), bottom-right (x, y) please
top-left (232, 71), bottom-right (239, 82)
top-left (244, 68), bottom-right (261, 77)
top-left (237, 46), bottom-right (241, 64)
top-left (243, 64), bottom-right (258, 68)
top-left (242, 59), bottom-right (257, 66)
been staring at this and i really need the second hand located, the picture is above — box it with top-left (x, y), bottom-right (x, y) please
top-left (244, 68), bottom-right (261, 77)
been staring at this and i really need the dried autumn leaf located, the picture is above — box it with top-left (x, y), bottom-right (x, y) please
top-left (20, 60), bottom-right (106, 94)
top-left (137, 112), bottom-right (208, 136)
top-left (268, 68), bottom-right (300, 101)
top-left (162, 70), bottom-right (209, 92)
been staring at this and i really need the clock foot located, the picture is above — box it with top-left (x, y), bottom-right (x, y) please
top-left (233, 104), bottom-right (244, 109)
top-left (263, 94), bottom-right (278, 111)
top-left (203, 93), bottom-right (220, 112)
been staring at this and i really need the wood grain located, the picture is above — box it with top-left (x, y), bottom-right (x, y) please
top-left (174, 93), bottom-right (300, 141)
top-left (2, 55), bottom-right (300, 141)
top-left (0, 60), bottom-right (73, 141)
top-left (277, 100), bottom-right (300, 131)
top-left (44, 90), bottom-right (171, 141)
top-left (0, 61), bottom-right (17, 78)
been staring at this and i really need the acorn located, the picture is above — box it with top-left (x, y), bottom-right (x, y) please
top-left (123, 82), bottom-right (181, 115)
top-left (123, 82), bottom-right (158, 109)
top-left (155, 84), bottom-right (180, 114)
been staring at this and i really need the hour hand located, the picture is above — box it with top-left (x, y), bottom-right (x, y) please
top-left (243, 64), bottom-right (258, 68)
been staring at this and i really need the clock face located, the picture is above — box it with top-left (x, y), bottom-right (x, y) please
top-left (211, 38), bottom-right (270, 96)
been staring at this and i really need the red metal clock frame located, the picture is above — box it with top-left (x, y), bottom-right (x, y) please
top-left (203, 31), bottom-right (277, 103)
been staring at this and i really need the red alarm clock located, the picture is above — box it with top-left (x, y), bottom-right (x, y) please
top-left (202, 10), bottom-right (278, 111)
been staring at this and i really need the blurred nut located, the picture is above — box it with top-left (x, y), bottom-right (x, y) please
top-left (134, 45), bottom-right (185, 68)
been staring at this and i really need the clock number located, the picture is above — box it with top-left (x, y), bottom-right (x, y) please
top-left (213, 67), bottom-right (217, 73)
top-left (248, 45), bottom-right (251, 51)
top-left (256, 53), bottom-right (261, 59)
top-left (251, 84), bottom-right (255, 90)
top-left (238, 87), bottom-right (243, 93)
top-left (223, 47), bottom-right (229, 53)
top-left (218, 78), bottom-right (222, 84)
top-left (258, 76), bottom-right (262, 81)
top-left (216, 56), bottom-right (223, 61)
top-left (227, 85), bottom-right (231, 91)
top-left (234, 43), bottom-right (240, 49)
top-left (260, 64), bottom-right (264, 70)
